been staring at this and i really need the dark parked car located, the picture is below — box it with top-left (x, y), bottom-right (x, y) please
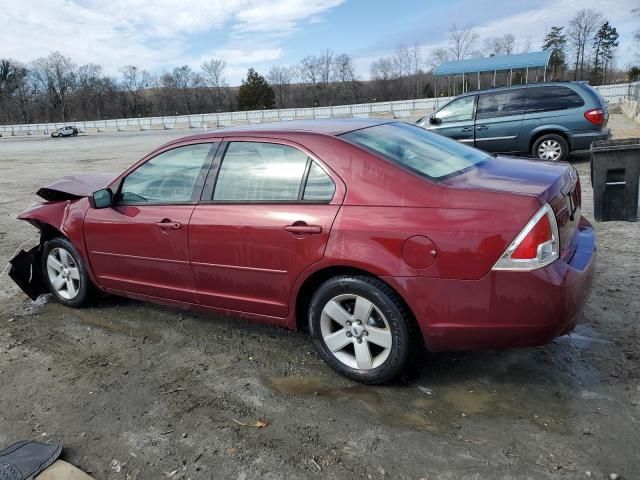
top-left (51, 126), bottom-right (78, 138)
top-left (9, 120), bottom-right (596, 384)
top-left (417, 82), bottom-right (610, 161)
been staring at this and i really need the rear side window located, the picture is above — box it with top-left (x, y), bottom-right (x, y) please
top-left (213, 142), bottom-right (335, 202)
top-left (476, 89), bottom-right (526, 119)
top-left (341, 122), bottom-right (489, 180)
top-left (526, 86), bottom-right (584, 113)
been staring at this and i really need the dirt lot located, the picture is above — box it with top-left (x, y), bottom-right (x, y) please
top-left (1, 116), bottom-right (639, 480)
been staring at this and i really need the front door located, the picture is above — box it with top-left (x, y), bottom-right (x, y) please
top-left (189, 140), bottom-right (342, 319)
top-left (428, 95), bottom-right (477, 145)
top-left (84, 142), bottom-right (217, 303)
top-left (474, 88), bottom-right (526, 152)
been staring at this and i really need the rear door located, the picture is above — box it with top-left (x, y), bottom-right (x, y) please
top-left (474, 88), bottom-right (526, 152)
top-left (428, 95), bottom-right (477, 145)
top-left (189, 139), bottom-right (343, 319)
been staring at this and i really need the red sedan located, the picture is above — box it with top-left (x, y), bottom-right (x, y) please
top-left (10, 119), bottom-right (596, 383)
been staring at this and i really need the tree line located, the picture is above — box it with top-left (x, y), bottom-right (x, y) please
top-left (0, 7), bottom-right (637, 126)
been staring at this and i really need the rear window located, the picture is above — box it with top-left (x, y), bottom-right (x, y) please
top-left (526, 86), bottom-right (584, 113)
top-left (341, 122), bottom-right (489, 180)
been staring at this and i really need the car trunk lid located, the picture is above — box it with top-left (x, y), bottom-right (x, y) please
top-left (442, 155), bottom-right (581, 261)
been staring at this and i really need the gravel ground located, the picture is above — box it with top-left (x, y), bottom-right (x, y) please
top-left (0, 116), bottom-right (639, 480)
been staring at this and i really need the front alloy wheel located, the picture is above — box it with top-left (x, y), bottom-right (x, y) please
top-left (46, 247), bottom-right (81, 300)
top-left (309, 275), bottom-right (414, 384)
top-left (41, 237), bottom-right (92, 307)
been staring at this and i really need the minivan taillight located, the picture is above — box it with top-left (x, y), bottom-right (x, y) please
top-left (493, 204), bottom-right (559, 271)
top-left (584, 109), bottom-right (604, 125)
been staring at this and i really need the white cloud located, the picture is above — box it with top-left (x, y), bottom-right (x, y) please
top-left (0, 0), bottom-right (344, 80)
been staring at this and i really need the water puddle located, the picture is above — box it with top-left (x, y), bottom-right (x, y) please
top-left (268, 375), bottom-right (571, 434)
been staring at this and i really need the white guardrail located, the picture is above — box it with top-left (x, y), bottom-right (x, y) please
top-left (0, 82), bottom-right (637, 137)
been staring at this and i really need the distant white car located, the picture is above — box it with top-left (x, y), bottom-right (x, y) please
top-left (51, 126), bottom-right (78, 138)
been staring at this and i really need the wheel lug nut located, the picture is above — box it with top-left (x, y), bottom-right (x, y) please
top-left (356, 320), bottom-right (362, 325)
top-left (363, 331), bottom-right (368, 336)
top-left (346, 332), bottom-right (352, 337)
top-left (346, 321), bottom-right (351, 326)
top-left (356, 338), bottom-right (362, 343)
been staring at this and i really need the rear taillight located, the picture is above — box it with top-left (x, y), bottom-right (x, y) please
top-left (584, 108), bottom-right (604, 125)
top-left (493, 204), bottom-right (559, 271)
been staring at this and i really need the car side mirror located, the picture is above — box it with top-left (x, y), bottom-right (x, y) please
top-left (90, 188), bottom-right (113, 209)
top-left (429, 115), bottom-right (441, 125)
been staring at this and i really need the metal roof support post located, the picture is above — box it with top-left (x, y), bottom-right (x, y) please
top-left (462, 72), bottom-right (465, 93)
top-left (543, 65), bottom-right (547, 81)
top-left (477, 71), bottom-right (480, 90)
top-left (525, 67), bottom-right (529, 84)
top-left (493, 70), bottom-right (496, 87)
top-left (509, 68), bottom-right (512, 86)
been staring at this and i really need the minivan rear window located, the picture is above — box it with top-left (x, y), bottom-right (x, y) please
top-left (526, 86), bottom-right (584, 113)
top-left (341, 122), bottom-right (489, 180)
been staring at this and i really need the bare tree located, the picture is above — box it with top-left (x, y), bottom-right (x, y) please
top-left (370, 57), bottom-right (395, 100)
top-left (448, 24), bottom-right (478, 60)
top-left (299, 55), bottom-right (322, 105)
top-left (201, 59), bottom-right (227, 111)
top-left (267, 65), bottom-right (294, 108)
top-left (484, 34), bottom-right (516, 56)
top-left (332, 53), bottom-right (359, 103)
top-left (568, 9), bottom-right (603, 80)
top-left (429, 48), bottom-right (451, 69)
top-left (31, 51), bottom-right (78, 122)
top-left (120, 65), bottom-right (151, 117)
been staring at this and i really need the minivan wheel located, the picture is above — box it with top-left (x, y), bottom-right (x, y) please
top-left (309, 275), bottom-right (413, 384)
top-left (41, 237), bottom-right (92, 307)
top-left (532, 134), bottom-right (568, 162)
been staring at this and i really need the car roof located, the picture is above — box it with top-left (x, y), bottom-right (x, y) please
top-left (454, 81), bottom-right (587, 97)
top-left (175, 118), bottom-right (395, 142)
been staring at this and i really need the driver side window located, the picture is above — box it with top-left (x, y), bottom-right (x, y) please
top-left (119, 143), bottom-right (213, 204)
top-left (435, 95), bottom-right (475, 123)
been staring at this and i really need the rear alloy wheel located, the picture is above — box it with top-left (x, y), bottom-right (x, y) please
top-left (309, 275), bottom-right (413, 384)
top-left (532, 134), bottom-right (568, 162)
top-left (42, 237), bottom-right (91, 307)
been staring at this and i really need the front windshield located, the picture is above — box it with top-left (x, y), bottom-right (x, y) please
top-left (341, 122), bottom-right (489, 180)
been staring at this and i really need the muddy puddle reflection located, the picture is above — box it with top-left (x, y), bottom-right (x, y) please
top-left (269, 375), bottom-right (572, 434)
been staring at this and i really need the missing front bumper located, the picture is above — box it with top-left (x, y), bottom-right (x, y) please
top-left (8, 245), bottom-right (47, 300)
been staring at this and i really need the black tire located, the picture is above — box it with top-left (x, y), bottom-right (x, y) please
top-left (532, 133), bottom-right (569, 162)
top-left (41, 237), bottom-right (92, 308)
top-left (308, 275), bottom-right (414, 384)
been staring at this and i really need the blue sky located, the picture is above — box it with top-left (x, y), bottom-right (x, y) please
top-left (1, 0), bottom-right (638, 84)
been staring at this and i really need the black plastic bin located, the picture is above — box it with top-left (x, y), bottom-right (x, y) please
top-left (591, 138), bottom-right (640, 222)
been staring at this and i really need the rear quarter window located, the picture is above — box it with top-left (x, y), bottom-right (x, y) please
top-left (526, 86), bottom-right (585, 113)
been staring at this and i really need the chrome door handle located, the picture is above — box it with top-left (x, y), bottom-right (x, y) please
top-left (476, 125), bottom-right (489, 131)
top-left (461, 127), bottom-right (473, 132)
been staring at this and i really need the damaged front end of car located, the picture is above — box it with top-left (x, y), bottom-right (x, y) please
top-left (8, 172), bottom-right (116, 300)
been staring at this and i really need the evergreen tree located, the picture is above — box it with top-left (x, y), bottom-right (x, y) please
top-left (237, 68), bottom-right (275, 111)
top-left (592, 22), bottom-right (619, 85)
top-left (542, 26), bottom-right (567, 79)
